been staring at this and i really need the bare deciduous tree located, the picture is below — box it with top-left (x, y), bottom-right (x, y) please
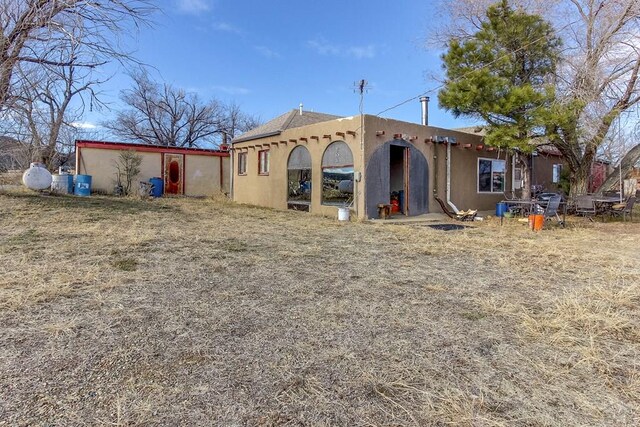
top-left (0, 49), bottom-right (106, 169)
top-left (114, 149), bottom-right (142, 195)
top-left (0, 0), bottom-right (153, 110)
top-left (220, 101), bottom-right (262, 144)
top-left (433, 0), bottom-right (640, 197)
top-left (106, 71), bottom-right (260, 148)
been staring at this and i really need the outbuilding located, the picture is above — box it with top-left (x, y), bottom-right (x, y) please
top-left (75, 140), bottom-right (230, 196)
top-left (231, 104), bottom-right (563, 219)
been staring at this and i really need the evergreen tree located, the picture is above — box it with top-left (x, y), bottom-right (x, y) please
top-left (438, 0), bottom-right (561, 198)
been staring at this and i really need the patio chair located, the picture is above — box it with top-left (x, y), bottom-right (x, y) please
top-left (575, 195), bottom-right (596, 221)
top-left (609, 196), bottom-right (636, 222)
top-left (543, 195), bottom-right (564, 226)
top-left (434, 196), bottom-right (477, 221)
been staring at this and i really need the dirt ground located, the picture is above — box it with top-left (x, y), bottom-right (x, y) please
top-left (0, 189), bottom-right (638, 426)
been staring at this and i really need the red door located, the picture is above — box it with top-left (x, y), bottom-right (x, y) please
top-left (164, 153), bottom-right (184, 195)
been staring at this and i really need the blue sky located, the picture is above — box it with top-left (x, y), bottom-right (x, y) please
top-left (82, 0), bottom-right (477, 136)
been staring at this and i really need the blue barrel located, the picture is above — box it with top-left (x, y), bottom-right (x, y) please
top-left (496, 202), bottom-right (508, 217)
top-left (74, 174), bottom-right (92, 197)
top-left (149, 177), bottom-right (164, 197)
top-left (398, 190), bottom-right (405, 214)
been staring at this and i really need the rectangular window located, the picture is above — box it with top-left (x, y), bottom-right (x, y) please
top-left (258, 150), bottom-right (270, 175)
top-left (237, 152), bottom-right (247, 175)
top-left (478, 158), bottom-right (506, 193)
top-left (552, 164), bottom-right (562, 183)
top-left (512, 158), bottom-right (522, 190)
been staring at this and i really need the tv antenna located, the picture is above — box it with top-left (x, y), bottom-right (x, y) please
top-left (353, 79), bottom-right (369, 115)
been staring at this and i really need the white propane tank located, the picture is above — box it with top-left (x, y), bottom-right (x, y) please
top-left (22, 162), bottom-right (52, 191)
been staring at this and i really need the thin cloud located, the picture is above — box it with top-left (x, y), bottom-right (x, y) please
top-left (71, 122), bottom-right (99, 130)
top-left (255, 46), bottom-right (281, 59)
top-left (307, 38), bottom-right (341, 56)
top-left (307, 37), bottom-right (376, 59)
top-left (211, 85), bottom-right (251, 95)
top-left (177, 0), bottom-right (211, 14)
top-left (346, 45), bottom-right (376, 59)
top-left (212, 22), bottom-right (242, 34)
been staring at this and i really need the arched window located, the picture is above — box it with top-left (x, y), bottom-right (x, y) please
top-left (321, 141), bottom-right (354, 206)
top-left (287, 146), bottom-right (312, 211)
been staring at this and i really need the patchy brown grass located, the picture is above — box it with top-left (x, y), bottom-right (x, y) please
top-left (0, 171), bottom-right (21, 186)
top-left (1, 188), bottom-right (639, 426)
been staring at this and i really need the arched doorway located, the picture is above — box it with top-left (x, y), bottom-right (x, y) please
top-left (321, 141), bottom-right (354, 206)
top-left (287, 146), bottom-right (312, 211)
top-left (365, 141), bottom-right (429, 218)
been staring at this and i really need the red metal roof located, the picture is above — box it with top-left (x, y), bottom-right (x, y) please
top-left (75, 140), bottom-right (230, 157)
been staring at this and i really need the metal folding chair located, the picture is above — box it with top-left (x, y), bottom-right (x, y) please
top-left (575, 195), bottom-right (596, 221)
top-left (543, 195), bottom-right (564, 226)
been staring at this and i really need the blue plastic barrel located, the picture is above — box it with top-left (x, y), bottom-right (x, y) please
top-left (74, 174), bottom-right (92, 197)
top-left (149, 177), bottom-right (164, 197)
top-left (496, 202), bottom-right (508, 217)
top-left (398, 190), bottom-right (405, 214)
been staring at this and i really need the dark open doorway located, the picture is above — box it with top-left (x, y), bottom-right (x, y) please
top-left (389, 145), bottom-right (408, 215)
top-left (365, 141), bottom-right (429, 219)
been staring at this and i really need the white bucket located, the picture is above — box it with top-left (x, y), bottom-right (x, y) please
top-left (338, 207), bottom-right (350, 221)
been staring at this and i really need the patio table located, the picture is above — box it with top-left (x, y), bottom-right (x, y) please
top-left (593, 196), bottom-right (622, 216)
top-left (502, 199), bottom-right (541, 216)
top-left (502, 198), bottom-right (567, 223)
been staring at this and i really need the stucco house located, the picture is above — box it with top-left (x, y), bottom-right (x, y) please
top-left (75, 140), bottom-right (230, 196)
top-left (231, 101), bottom-right (563, 219)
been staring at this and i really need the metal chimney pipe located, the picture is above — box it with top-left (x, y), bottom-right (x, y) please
top-left (420, 96), bottom-right (429, 126)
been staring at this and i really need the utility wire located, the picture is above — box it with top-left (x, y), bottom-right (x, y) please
top-left (375, 18), bottom-right (580, 117)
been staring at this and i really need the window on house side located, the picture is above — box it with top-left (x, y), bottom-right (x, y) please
top-left (552, 164), bottom-right (562, 183)
top-left (513, 162), bottom-right (522, 190)
top-left (478, 158), bottom-right (506, 193)
top-left (237, 152), bottom-right (247, 175)
top-left (258, 150), bottom-right (270, 175)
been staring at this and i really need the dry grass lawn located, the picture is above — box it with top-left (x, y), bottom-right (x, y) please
top-left (0, 188), bottom-right (639, 426)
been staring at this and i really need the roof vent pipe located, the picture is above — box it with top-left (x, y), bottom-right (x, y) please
top-left (299, 103), bottom-right (303, 115)
top-left (420, 96), bottom-right (429, 126)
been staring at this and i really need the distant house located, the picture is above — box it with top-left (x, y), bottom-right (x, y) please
top-left (231, 105), bottom-right (564, 219)
top-left (75, 140), bottom-right (230, 196)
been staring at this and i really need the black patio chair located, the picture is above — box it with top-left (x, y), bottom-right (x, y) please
top-left (575, 195), bottom-right (597, 221)
top-left (609, 196), bottom-right (636, 222)
top-left (543, 195), bottom-right (564, 226)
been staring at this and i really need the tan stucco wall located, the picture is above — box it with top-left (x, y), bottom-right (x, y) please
top-left (78, 148), bottom-right (161, 194)
top-left (221, 157), bottom-right (230, 194)
top-left (79, 146), bottom-right (228, 196)
top-left (362, 116), bottom-right (516, 212)
top-left (184, 155), bottom-right (222, 196)
top-left (232, 114), bottom-right (562, 218)
top-left (233, 115), bottom-right (365, 218)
